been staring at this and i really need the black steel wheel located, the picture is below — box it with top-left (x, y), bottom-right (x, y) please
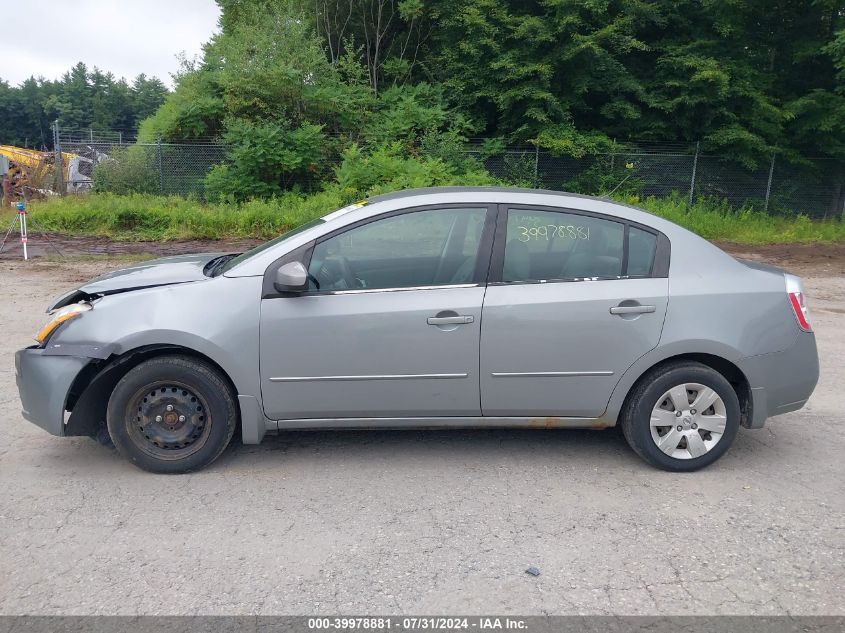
top-left (127, 381), bottom-right (212, 458)
top-left (107, 355), bottom-right (237, 473)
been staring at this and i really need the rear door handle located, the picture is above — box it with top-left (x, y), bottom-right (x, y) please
top-left (427, 315), bottom-right (474, 325)
top-left (610, 304), bottom-right (656, 315)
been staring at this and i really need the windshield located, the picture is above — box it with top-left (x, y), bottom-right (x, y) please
top-left (220, 218), bottom-right (325, 274)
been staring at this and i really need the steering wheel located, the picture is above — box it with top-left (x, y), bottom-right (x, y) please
top-left (335, 256), bottom-right (359, 289)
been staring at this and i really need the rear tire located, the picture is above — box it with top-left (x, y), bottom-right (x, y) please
top-left (107, 355), bottom-right (237, 474)
top-left (620, 361), bottom-right (740, 472)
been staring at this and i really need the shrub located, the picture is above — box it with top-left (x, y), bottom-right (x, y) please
top-left (333, 143), bottom-right (497, 199)
top-left (93, 146), bottom-right (159, 195)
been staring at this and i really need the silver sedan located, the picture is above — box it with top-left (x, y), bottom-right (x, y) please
top-left (15, 187), bottom-right (819, 473)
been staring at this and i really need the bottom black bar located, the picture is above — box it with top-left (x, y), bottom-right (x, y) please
top-left (0, 616), bottom-right (842, 633)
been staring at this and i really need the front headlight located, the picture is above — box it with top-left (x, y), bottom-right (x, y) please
top-left (35, 303), bottom-right (92, 345)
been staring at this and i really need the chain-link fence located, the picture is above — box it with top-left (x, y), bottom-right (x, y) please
top-left (54, 126), bottom-right (226, 198)
top-left (53, 126), bottom-right (845, 218)
top-left (471, 141), bottom-right (845, 219)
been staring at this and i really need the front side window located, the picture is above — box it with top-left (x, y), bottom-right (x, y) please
top-left (502, 208), bottom-right (625, 282)
top-left (308, 207), bottom-right (487, 291)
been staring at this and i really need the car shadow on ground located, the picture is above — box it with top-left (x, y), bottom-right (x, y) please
top-left (210, 424), bottom-right (770, 474)
top-left (217, 426), bottom-right (638, 470)
top-left (34, 424), bottom-right (766, 475)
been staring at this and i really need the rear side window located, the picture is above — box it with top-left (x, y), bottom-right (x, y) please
top-left (627, 226), bottom-right (657, 276)
top-left (503, 208), bottom-right (625, 282)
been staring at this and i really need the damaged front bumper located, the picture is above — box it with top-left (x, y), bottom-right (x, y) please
top-left (15, 347), bottom-right (91, 436)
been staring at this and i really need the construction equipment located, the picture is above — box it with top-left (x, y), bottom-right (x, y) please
top-left (0, 145), bottom-right (93, 202)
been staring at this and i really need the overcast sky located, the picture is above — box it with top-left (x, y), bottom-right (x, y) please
top-left (1, 0), bottom-right (221, 88)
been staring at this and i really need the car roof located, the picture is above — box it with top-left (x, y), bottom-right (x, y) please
top-left (363, 187), bottom-right (667, 224)
top-left (366, 186), bottom-right (604, 204)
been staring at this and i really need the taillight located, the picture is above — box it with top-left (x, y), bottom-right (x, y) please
top-left (785, 274), bottom-right (812, 332)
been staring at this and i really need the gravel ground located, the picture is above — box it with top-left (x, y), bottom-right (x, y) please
top-left (0, 253), bottom-right (843, 616)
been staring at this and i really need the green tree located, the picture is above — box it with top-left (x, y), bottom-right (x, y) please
top-left (134, 0), bottom-right (845, 195)
top-left (130, 75), bottom-right (169, 126)
top-left (44, 62), bottom-right (93, 130)
top-left (0, 63), bottom-right (169, 147)
top-left (147, 1), bottom-right (469, 198)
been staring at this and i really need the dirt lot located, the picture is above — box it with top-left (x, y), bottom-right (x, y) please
top-left (0, 243), bottom-right (843, 616)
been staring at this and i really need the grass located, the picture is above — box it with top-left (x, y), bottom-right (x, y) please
top-left (13, 191), bottom-right (345, 241)
top-left (629, 194), bottom-right (845, 245)
top-left (6, 190), bottom-right (845, 245)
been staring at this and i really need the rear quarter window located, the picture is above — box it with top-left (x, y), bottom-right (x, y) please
top-left (627, 226), bottom-right (658, 276)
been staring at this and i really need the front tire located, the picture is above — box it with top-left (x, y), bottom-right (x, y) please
top-left (620, 361), bottom-right (740, 472)
top-left (107, 355), bottom-right (237, 473)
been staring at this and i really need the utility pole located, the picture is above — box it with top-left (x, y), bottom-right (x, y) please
top-left (689, 141), bottom-right (700, 206)
top-left (53, 121), bottom-right (65, 195)
top-left (764, 154), bottom-right (776, 212)
top-left (610, 138), bottom-right (616, 173)
top-left (157, 136), bottom-right (164, 195)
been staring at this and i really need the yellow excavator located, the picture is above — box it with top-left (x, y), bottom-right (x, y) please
top-left (0, 145), bottom-right (92, 200)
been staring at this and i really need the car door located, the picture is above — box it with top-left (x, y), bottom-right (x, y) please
top-left (480, 205), bottom-right (669, 418)
top-left (260, 205), bottom-right (495, 421)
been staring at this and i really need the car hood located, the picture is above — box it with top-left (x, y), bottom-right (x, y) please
top-left (47, 253), bottom-right (225, 311)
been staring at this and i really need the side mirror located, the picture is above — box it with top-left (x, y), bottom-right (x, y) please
top-left (274, 261), bottom-right (309, 294)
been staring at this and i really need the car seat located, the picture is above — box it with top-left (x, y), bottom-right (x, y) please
top-left (503, 240), bottom-right (531, 281)
top-left (560, 226), bottom-right (621, 278)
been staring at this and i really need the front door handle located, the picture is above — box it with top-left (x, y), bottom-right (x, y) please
top-left (610, 304), bottom-right (656, 315)
top-left (427, 315), bottom-right (474, 325)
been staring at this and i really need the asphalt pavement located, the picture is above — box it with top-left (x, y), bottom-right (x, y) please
top-left (1, 258), bottom-right (842, 615)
